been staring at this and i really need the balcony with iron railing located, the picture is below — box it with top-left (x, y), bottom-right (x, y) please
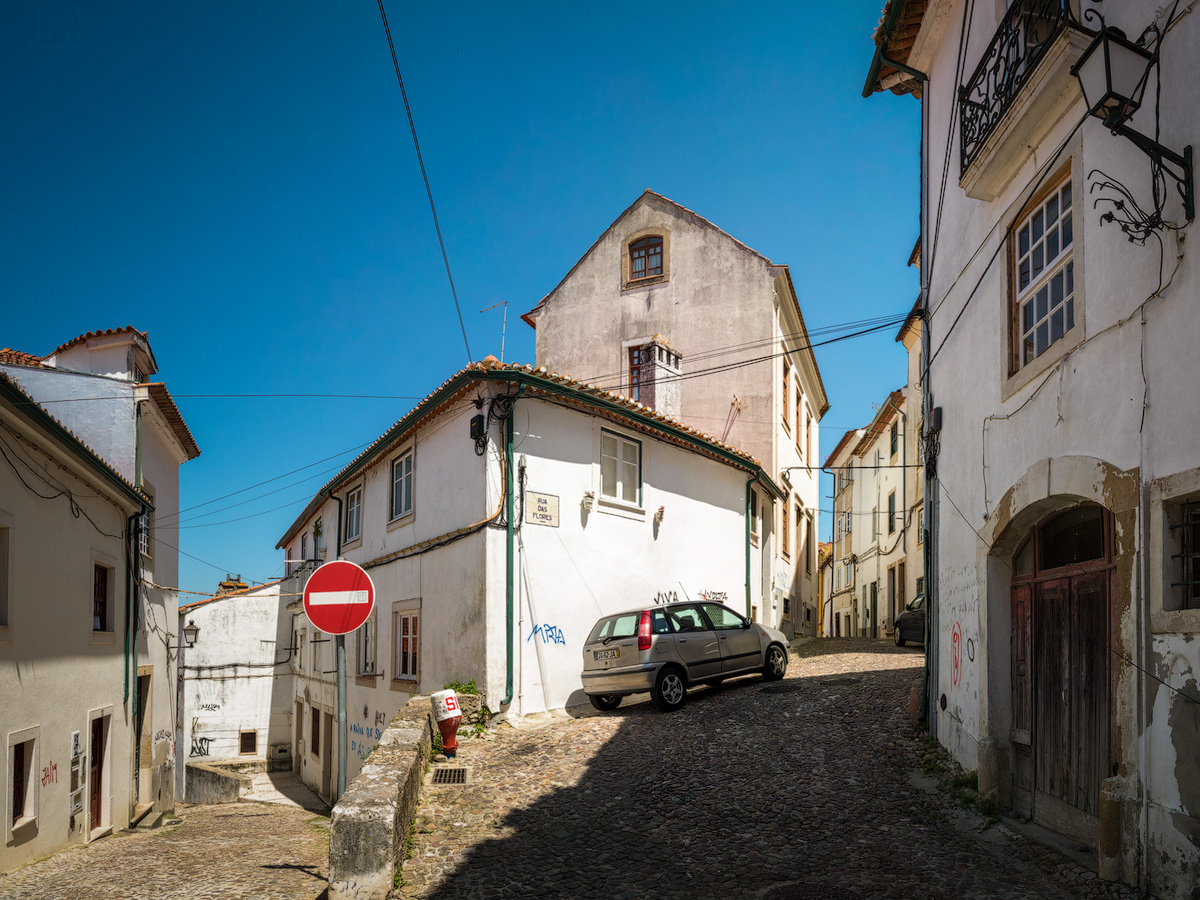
top-left (959, 0), bottom-right (1085, 176)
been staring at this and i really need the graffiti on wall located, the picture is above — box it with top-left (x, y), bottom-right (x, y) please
top-left (41, 762), bottom-right (58, 788)
top-left (190, 736), bottom-right (213, 757)
top-left (198, 703), bottom-right (219, 712)
top-left (652, 591), bottom-right (678, 605)
top-left (698, 590), bottom-right (728, 603)
top-left (527, 623), bottom-right (565, 645)
top-left (950, 621), bottom-right (963, 689)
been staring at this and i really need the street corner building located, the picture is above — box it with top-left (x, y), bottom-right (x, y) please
top-left (0, 328), bottom-right (199, 872)
top-left (278, 190), bottom-right (831, 798)
top-left (865, 1), bottom-right (1200, 897)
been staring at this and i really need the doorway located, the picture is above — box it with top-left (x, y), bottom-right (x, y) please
top-left (294, 701), bottom-right (303, 776)
top-left (1010, 504), bottom-right (1113, 844)
top-left (320, 711), bottom-right (333, 801)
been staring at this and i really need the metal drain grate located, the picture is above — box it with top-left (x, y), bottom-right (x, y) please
top-left (430, 766), bottom-right (471, 786)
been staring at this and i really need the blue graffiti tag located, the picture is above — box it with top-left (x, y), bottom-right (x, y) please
top-left (527, 623), bottom-right (566, 645)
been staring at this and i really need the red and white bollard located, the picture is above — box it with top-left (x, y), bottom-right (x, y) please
top-left (430, 689), bottom-right (462, 758)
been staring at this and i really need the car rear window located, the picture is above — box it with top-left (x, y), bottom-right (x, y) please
top-left (587, 613), bottom-right (640, 643)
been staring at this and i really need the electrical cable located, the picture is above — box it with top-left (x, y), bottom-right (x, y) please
top-left (376, 0), bottom-right (472, 364)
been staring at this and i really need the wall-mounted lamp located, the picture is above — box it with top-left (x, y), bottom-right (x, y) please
top-left (183, 620), bottom-right (199, 648)
top-left (1071, 22), bottom-right (1194, 222)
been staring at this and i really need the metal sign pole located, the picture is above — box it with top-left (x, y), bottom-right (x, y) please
top-left (336, 634), bottom-right (347, 799)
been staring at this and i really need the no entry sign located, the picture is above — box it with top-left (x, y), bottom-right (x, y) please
top-left (303, 560), bottom-right (376, 635)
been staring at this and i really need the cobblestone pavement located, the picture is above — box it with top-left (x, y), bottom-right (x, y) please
top-left (397, 638), bottom-right (1139, 900)
top-left (0, 801), bottom-right (330, 900)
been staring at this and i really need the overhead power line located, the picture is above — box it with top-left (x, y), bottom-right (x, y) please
top-left (376, 0), bottom-right (472, 364)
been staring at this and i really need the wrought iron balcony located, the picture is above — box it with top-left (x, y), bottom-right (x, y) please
top-left (959, 0), bottom-right (1082, 175)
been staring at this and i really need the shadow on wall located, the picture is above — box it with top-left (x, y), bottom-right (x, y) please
top-left (416, 661), bottom-right (973, 900)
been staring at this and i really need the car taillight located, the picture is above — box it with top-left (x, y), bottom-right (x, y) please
top-left (638, 610), bottom-right (652, 651)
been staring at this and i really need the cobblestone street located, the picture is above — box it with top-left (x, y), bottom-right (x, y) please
top-left (0, 790), bottom-right (330, 900)
top-left (397, 639), bottom-right (1137, 900)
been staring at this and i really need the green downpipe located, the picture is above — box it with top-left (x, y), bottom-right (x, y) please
top-left (745, 480), bottom-right (754, 618)
top-left (124, 510), bottom-right (140, 702)
top-left (501, 392), bottom-right (519, 706)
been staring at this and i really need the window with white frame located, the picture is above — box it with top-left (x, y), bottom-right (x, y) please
top-left (357, 610), bottom-right (377, 676)
top-left (93, 563), bottom-right (113, 632)
top-left (390, 451), bottom-right (413, 520)
top-left (749, 489), bottom-right (759, 539)
top-left (344, 485), bottom-right (362, 542)
top-left (600, 431), bottom-right (640, 504)
top-left (781, 362), bottom-right (790, 431)
top-left (393, 609), bottom-right (418, 682)
top-left (1013, 175), bottom-right (1074, 369)
top-left (138, 487), bottom-right (154, 558)
top-left (300, 532), bottom-right (308, 562)
top-left (888, 491), bottom-right (897, 535)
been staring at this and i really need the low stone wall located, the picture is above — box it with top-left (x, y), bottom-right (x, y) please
top-left (185, 762), bottom-right (252, 805)
top-left (328, 698), bottom-right (436, 900)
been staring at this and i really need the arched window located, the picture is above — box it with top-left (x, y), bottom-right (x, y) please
top-left (629, 236), bottom-right (663, 280)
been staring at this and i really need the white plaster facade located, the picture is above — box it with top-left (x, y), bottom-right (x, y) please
top-left (1, 375), bottom-right (145, 871)
top-left (178, 580), bottom-right (295, 779)
top-left (277, 362), bottom-right (783, 800)
top-left (524, 192), bottom-right (829, 637)
top-left (0, 329), bottom-right (199, 871)
top-left (867, 2), bottom-right (1200, 895)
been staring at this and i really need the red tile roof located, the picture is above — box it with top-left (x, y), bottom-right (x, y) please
top-left (278, 357), bottom-right (782, 548)
top-left (0, 349), bottom-right (46, 368)
top-left (179, 578), bottom-right (284, 612)
top-left (51, 326), bottom-right (150, 357)
top-left (144, 383), bottom-right (201, 460)
top-left (868, 0), bottom-right (929, 97)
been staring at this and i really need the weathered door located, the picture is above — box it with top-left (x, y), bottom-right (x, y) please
top-left (1067, 573), bottom-right (1108, 816)
top-left (89, 717), bottom-right (103, 830)
top-left (1010, 582), bottom-right (1033, 816)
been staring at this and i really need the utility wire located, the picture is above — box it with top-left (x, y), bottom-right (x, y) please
top-left (376, 0), bottom-right (472, 364)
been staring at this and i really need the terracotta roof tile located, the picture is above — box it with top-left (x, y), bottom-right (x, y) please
top-left (868, 0), bottom-right (929, 97)
top-left (51, 326), bottom-right (149, 357)
top-left (144, 383), bottom-right (201, 460)
top-left (0, 349), bottom-right (46, 368)
top-left (278, 358), bottom-right (777, 548)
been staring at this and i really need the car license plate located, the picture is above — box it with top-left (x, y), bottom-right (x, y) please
top-left (594, 649), bottom-right (619, 660)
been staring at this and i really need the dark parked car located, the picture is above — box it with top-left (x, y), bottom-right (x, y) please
top-left (893, 594), bottom-right (926, 646)
top-left (581, 601), bottom-right (789, 711)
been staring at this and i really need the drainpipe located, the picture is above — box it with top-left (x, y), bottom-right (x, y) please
top-left (918, 79), bottom-right (935, 733)
top-left (884, 395), bottom-right (908, 630)
top-left (124, 509), bottom-right (141, 702)
top-left (501, 387), bottom-right (523, 706)
top-left (745, 479), bottom-right (755, 619)
top-left (326, 490), bottom-right (345, 800)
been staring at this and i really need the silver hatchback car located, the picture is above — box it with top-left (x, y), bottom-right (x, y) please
top-left (580, 601), bottom-right (789, 711)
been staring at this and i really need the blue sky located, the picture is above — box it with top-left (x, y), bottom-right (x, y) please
top-left (2, 1), bottom-right (920, 594)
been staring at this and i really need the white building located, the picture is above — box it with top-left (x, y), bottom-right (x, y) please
top-left (524, 191), bottom-right (829, 636)
top-left (278, 360), bottom-right (784, 801)
top-left (866, 1), bottom-right (1200, 895)
top-left (178, 578), bottom-right (295, 780)
top-left (1, 326), bottom-right (198, 871)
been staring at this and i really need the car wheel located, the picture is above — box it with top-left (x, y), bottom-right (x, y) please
top-left (588, 694), bottom-right (621, 711)
top-left (762, 644), bottom-right (787, 681)
top-left (651, 667), bottom-right (687, 711)
top-left (894, 628), bottom-right (906, 647)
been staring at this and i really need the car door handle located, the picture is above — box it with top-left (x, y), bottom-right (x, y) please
top-left (678, 638), bottom-right (688, 643)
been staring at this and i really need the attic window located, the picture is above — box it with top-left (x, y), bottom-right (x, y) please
top-left (630, 236), bottom-right (662, 280)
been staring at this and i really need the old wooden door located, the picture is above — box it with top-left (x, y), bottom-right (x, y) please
top-left (89, 717), bottom-right (103, 830)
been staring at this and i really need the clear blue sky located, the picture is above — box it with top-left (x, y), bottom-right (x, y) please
top-left (2, 1), bottom-right (920, 594)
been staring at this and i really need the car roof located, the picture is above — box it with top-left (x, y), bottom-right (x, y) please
top-left (594, 600), bottom-right (728, 620)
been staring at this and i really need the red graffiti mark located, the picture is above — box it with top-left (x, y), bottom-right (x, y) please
top-left (950, 622), bottom-right (963, 689)
top-left (41, 762), bottom-right (58, 788)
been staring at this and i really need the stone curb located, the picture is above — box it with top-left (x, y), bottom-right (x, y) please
top-left (328, 697), bottom-right (435, 900)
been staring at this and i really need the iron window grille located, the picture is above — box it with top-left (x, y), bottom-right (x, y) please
top-left (960, 0), bottom-right (1080, 175)
top-left (1171, 499), bottom-right (1200, 609)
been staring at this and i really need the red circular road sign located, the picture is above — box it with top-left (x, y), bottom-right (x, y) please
top-left (303, 560), bottom-right (376, 635)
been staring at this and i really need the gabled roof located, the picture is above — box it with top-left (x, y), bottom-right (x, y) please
top-left (51, 326), bottom-right (150, 357)
top-left (0, 373), bottom-right (147, 509)
top-left (179, 578), bottom-right (284, 613)
top-left (852, 389), bottom-right (906, 456)
top-left (863, 0), bottom-right (929, 98)
top-left (144, 383), bottom-right (201, 460)
top-left (520, 190), bottom-right (830, 417)
top-left (522, 190), bottom-right (775, 328)
top-left (277, 358), bottom-right (786, 548)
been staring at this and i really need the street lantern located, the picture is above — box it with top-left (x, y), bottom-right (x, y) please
top-left (1071, 24), bottom-right (1194, 222)
top-left (1071, 27), bottom-right (1154, 129)
top-left (183, 620), bottom-right (199, 647)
